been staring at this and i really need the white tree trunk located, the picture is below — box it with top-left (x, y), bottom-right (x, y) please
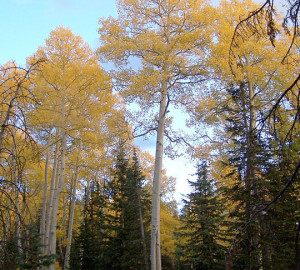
top-left (64, 143), bottom-right (81, 270)
top-left (150, 80), bottom-right (168, 270)
top-left (49, 127), bottom-right (66, 270)
top-left (137, 185), bottom-right (149, 270)
top-left (48, 87), bottom-right (67, 269)
top-left (40, 132), bottom-right (51, 251)
top-left (44, 138), bottom-right (59, 255)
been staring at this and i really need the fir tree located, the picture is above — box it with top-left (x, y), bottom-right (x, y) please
top-left (70, 146), bottom-right (151, 269)
top-left (176, 161), bottom-right (226, 270)
top-left (219, 83), bottom-right (300, 269)
top-left (106, 148), bottom-right (151, 269)
top-left (70, 181), bottom-right (110, 270)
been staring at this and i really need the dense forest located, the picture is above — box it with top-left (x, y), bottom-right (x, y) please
top-left (0, 0), bottom-right (299, 269)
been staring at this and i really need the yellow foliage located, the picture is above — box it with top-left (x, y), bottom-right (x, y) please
top-left (98, 0), bottom-right (216, 111)
top-left (211, 0), bottom-right (297, 87)
top-left (160, 202), bottom-right (180, 259)
top-left (27, 26), bottom-right (122, 145)
top-left (55, 261), bottom-right (62, 270)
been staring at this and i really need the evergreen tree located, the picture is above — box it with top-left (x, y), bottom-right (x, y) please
top-left (106, 148), bottom-right (151, 269)
top-left (70, 181), bottom-right (110, 270)
top-left (255, 108), bottom-right (300, 269)
top-left (218, 82), bottom-right (300, 269)
top-left (126, 151), bottom-right (151, 269)
top-left (70, 146), bottom-right (151, 269)
top-left (176, 161), bottom-right (226, 270)
top-left (220, 83), bottom-right (266, 268)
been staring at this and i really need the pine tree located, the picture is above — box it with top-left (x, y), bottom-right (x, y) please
top-left (106, 147), bottom-right (151, 269)
top-left (70, 146), bottom-right (151, 269)
top-left (70, 181), bottom-right (110, 270)
top-left (216, 82), bottom-right (271, 269)
top-left (176, 161), bottom-right (226, 270)
top-left (216, 82), bottom-right (300, 269)
top-left (126, 151), bottom-right (151, 269)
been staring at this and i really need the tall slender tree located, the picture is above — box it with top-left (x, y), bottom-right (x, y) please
top-left (27, 26), bottom-right (117, 269)
top-left (97, 1), bottom-right (214, 267)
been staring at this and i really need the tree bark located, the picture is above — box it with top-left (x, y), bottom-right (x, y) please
top-left (245, 71), bottom-right (260, 269)
top-left (64, 143), bottom-right (81, 270)
top-left (40, 132), bottom-right (51, 251)
top-left (49, 92), bottom-right (67, 269)
top-left (150, 79), bottom-right (168, 270)
top-left (137, 183), bottom-right (149, 270)
top-left (48, 127), bottom-right (66, 270)
top-left (44, 138), bottom-right (59, 255)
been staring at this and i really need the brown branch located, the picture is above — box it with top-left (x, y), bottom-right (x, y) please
top-left (229, 0), bottom-right (272, 69)
top-left (133, 127), bottom-right (157, 138)
top-left (260, 73), bottom-right (300, 126)
top-left (229, 159), bottom-right (300, 255)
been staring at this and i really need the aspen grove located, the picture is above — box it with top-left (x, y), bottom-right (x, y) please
top-left (0, 0), bottom-right (299, 269)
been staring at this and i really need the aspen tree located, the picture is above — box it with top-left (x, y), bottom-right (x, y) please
top-left (98, 1), bottom-right (214, 268)
top-left (0, 60), bottom-right (42, 268)
top-left (64, 140), bottom-right (81, 270)
top-left (39, 132), bottom-right (51, 253)
top-left (28, 26), bottom-right (115, 269)
top-left (0, 61), bottom-right (40, 150)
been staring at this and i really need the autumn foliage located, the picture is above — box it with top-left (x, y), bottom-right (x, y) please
top-left (0, 0), bottom-right (299, 269)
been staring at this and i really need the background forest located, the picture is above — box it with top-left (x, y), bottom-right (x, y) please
top-left (0, 0), bottom-right (299, 269)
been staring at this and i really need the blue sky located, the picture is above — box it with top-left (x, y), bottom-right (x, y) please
top-left (1, 0), bottom-right (194, 203)
top-left (0, 0), bottom-right (117, 65)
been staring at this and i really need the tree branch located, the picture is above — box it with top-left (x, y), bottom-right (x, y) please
top-left (229, 159), bottom-right (300, 255)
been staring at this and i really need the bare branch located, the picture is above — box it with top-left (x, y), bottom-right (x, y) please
top-left (133, 127), bottom-right (157, 138)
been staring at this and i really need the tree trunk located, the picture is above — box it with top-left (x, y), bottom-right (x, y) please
top-left (44, 138), bottom-right (60, 255)
top-left (137, 184), bottom-right (149, 270)
top-left (40, 132), bottom-right (51, 251)
top-left (48, 84), bottom-right (67, 269)
top-left (150, 79), bottom-right (168, 270)
top-left (245, 72), bottom-right (260, 269)
top-left (59, 197), bottom-right (68, 263)
top-left (49, 127), bottom-right (66, 270)
top-left (64, 143), bottom-right (81, 270)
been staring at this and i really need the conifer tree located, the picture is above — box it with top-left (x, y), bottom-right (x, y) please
top-left (127, 151), bottom-right (151, 270)
top-left (176, 161), bottom-right (226, 270)
top-left (106, 147), bottom-right (151, 269)
top-left (70, 181), bottom-right (110, 270)
top-left (71, 146), bottom-right (151, 269)
top-left (207, 82), bottom-right (300, 269)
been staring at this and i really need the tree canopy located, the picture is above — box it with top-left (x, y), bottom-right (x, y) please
top-left (0, 0), bottom-right (299, 269)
